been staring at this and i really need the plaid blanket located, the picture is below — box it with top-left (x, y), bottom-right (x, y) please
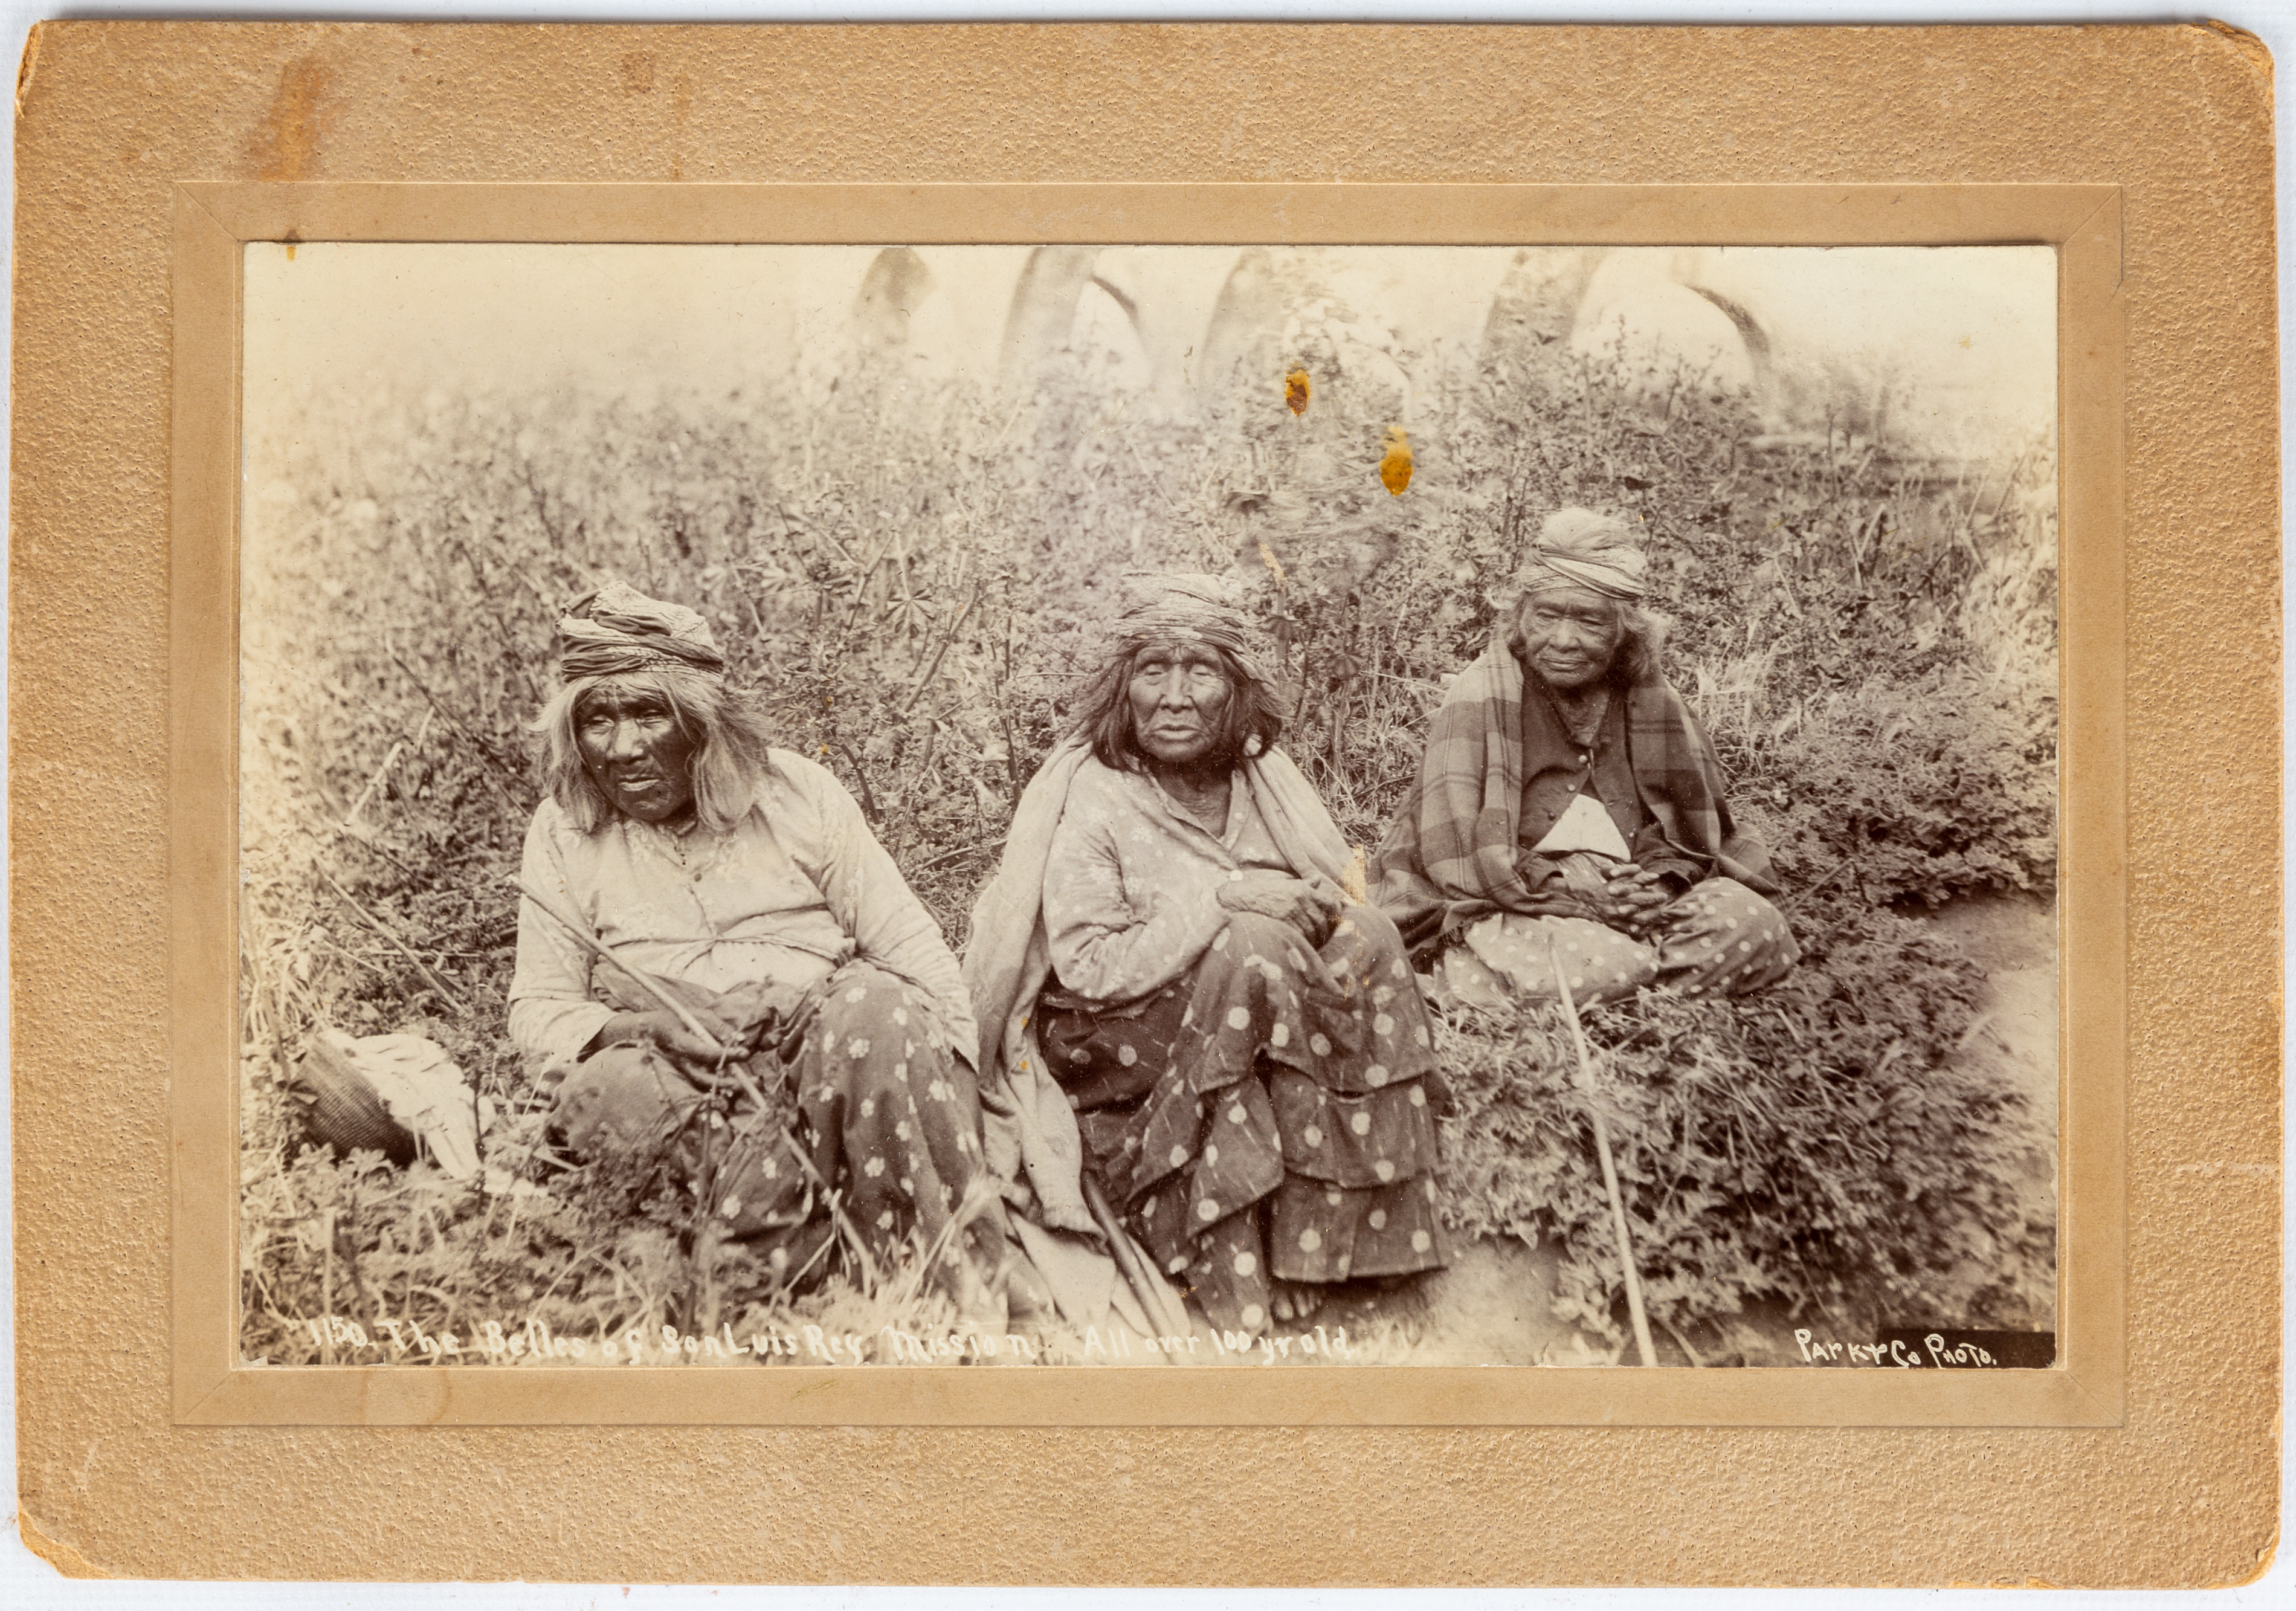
top-left (1372, 635), bottom-right (1777, 955)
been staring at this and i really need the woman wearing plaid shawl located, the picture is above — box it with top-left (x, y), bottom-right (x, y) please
top-left (1372, 510), bottom-right (1798, 1012)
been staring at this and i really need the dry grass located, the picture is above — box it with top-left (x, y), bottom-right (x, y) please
top-left (239, 309), bottom-right (2057, 1364)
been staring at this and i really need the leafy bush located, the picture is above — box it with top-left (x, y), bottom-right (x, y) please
top-left (1437, 911), bottom-right (2053, 1352)
top-left (1735, 667), bottom-right (2059, 914)
top-left (239, 279), bottom-right (2056, 1362)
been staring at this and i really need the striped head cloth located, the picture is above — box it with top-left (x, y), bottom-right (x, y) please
top-left (1111, 570), bottom-right (1276, 690)
top-left (1517, 508), bottom-right (1650, 601)
top-left (555, 581), bottom-right (728, 681)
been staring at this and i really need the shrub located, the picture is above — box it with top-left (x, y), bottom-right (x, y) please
top-left (238, 286), bottom-right (2056, 1362)
top-left (1437, 908), bottom-right (2054, 1352)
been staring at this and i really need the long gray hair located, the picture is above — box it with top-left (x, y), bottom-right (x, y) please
top-left (532, 667), bottom-right (778, 834)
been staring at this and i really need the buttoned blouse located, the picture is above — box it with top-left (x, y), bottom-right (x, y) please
top-left (508, 749), bottom-right (975, 1069)
top-left (1518, 680), bottom-right (1701, 886)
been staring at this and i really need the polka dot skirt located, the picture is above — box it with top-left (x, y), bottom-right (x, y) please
top-left (552, 961), bottom-right (995, 1293)
top-left (1441, 876), bottom-right (1798, 1010)
top-left (1042, 902), bottom-right (1448, 1334)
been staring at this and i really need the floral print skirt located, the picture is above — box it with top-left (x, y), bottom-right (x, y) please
top-left (1041, 903), bottom-right (1449, 1335)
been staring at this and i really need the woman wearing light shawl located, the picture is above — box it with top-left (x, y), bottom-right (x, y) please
top-left (966, 575), bottom-right (1448, 1337)
top-left (508, 582), bottom-right (1012, 1312)
top-left (1373, 508), bottom-right (1798, 1011)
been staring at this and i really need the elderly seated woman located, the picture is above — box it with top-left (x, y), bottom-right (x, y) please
top-left (1374, 508), bottom-right (1798, 1011)
top-left (966, 575), bottom-right (1447, 1338)
top-left (509, 582), bottom-right (1007, 1309)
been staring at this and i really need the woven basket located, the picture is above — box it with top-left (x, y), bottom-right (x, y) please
top-left (294, 1031), bottom-right (419, 1167)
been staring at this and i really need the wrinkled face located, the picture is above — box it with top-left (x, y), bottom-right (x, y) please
top-left (1517, 585), bottom-right (1626, 693)
top-left (575, 680), bottom-right (698, 825)
top-left (1126, 637), bottom-right (1234, 770)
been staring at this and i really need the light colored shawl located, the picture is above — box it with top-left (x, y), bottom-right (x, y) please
top-left (964, 739), bottom-right (1353, 1233)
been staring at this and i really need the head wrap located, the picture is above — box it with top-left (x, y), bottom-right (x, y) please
top-left (555, 581), bottom-right (727, 681)
top-left (1516, 508), bottom-right (1650, 601)
top-left (1109, 570), bottom-right (1275, 689)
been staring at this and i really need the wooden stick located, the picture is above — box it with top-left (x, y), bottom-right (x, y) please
top-left (340, 738), bottom-right (409, 833)
top-left (899, 581), bottom-right (980, 716)
top-left (766, 1137), bottom-right (879, 1295)
top-left (384, 642), bottom-right (530, 810)
top-left (323, 871), bottom-right (466, 1012)
top-left (511, 876), bottom-right (880, 1289)
top-left (1549, 936), bottom-right (1659, 1369)
top-left (340, 707), bottom-right (434, 832)
top-left (1082, 1172), bottom-right (1192, 1340)
top-left (907, 835), bottom-right (1007, 876)
top-left (511, 878), bottom-right (722, 1050)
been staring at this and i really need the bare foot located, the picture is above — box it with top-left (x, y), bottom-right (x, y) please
top-left (1001, 1254), bottom-right (1057, 1330)
top-left (1270, 1281), bottom-right (1325, 1325)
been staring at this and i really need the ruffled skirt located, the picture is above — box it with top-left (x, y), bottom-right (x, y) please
top-left (1041, 904), bottom-right (1448, 1334)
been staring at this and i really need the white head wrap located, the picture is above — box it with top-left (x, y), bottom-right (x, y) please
top-left (1517, 508), bottom-right (1650, 601)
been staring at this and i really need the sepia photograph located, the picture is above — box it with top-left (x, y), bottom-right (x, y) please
top-left (237, 239), bottom-right (2061, 1372)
